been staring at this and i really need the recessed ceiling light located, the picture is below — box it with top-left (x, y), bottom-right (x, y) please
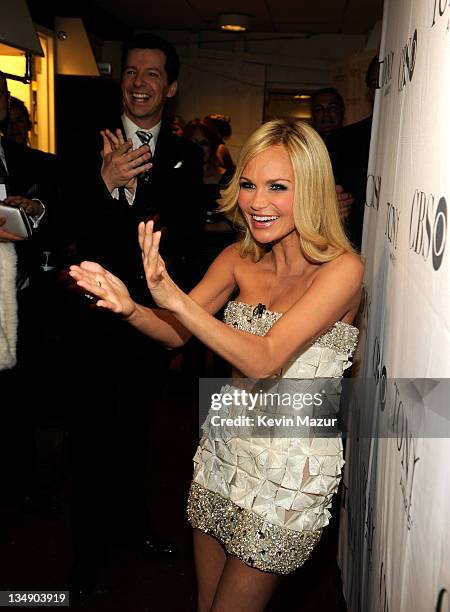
top-left (217, 13), bottom-right (252, 32)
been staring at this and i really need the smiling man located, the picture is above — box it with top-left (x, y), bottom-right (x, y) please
top-left (67, 34), bottom-right (204, 599)
top-left (122, 48), bottom-right (177, 126)
top-left (100, 37), bottom-right (181, 202)
top-left (78, 33), bottom-right (204, 289)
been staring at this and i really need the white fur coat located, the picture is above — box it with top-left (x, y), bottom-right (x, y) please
top-left (0, 242), bottom-right (17, 370)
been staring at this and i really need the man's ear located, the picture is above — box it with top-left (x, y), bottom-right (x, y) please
top-left (167, 80), bottom-right (178, 99)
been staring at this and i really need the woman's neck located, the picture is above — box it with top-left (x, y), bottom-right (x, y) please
top-left (269, 232), bottom-right (314, 276)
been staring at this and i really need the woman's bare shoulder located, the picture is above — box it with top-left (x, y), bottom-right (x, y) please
top-left (188, 243), bottom-right (243, 312)
top-left (219, 241), bottom-right (243, 257)
top-left (305, 252), bottom-right (364, 304)
top-left (322, 251), bottom-right (364, 279)
top-left (269, 252), bottom-right (363, 341)
top-left (200, 242), bottom-right (244, 282)
top-left (208, 241), bottom-right (243, 268)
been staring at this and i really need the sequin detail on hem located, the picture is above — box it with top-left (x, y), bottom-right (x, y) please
top-left (187, 481), bottom-right (322, 575)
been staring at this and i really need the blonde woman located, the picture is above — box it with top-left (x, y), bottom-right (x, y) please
top-left (70, 119), bottom-right (363, 611)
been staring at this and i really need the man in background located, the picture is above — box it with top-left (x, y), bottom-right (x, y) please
top-left (5, 96), bottom-right (32, 146)
top-left (311, 87), bottom-right (345, 141)
top-left (327, 56), bottom-right (379, 250)
top-left (0, 71), bottom-right (58, 514)
top-left (65, 34), bottom-right (203, 598)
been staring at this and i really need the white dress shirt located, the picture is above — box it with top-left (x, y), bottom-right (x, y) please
top-left (111, 115), bottom-right (161, 205)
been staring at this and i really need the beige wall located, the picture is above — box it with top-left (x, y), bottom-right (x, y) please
top-left (96, 27), bottom-right (381, 160)
top-left (168, 30), bottom-right (378, 157)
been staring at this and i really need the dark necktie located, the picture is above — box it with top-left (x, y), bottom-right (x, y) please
top-left (136, 130), bottom-right (152, 183)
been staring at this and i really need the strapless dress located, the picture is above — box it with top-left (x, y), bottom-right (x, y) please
top-left (187, 300), bottom-right (359, 574)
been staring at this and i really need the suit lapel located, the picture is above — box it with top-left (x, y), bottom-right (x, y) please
top-left (2, 140), bottom-right (37, 196)
top-left (151, 127), bottom-right (179, 176)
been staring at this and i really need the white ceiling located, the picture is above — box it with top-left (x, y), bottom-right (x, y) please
top-left (92, 0), bottom-right (383, 35)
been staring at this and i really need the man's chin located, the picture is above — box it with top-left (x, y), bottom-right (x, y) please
top-left (129, 106), bottom-right (153, 118)
top-left (124, 104), bottom-right (161, 123)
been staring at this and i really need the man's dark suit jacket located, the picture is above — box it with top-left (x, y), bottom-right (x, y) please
top-left (63, 122), bottom-right (205, 552)
top-left (72, 122), bottom-right (204, 304)
top-left (1, 138), bottom-right (58, 283)
top-left (327, 116), bottom-right (373, 251)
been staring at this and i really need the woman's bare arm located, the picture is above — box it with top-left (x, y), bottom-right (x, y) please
top-left (69, 240), bottom-right (239, 348)
top-left (72, 221), bottom-right (363, 370)
top-left (171, 253), bottom-right (363, 377)
top-left (138, 222), bottom-right (363, 377)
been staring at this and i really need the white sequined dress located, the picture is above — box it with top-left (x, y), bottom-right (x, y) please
top-left (187, 300), bottom-right (358, 574)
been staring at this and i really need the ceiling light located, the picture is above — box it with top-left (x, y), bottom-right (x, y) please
top-left (217, 13), bottom-right (252, 32)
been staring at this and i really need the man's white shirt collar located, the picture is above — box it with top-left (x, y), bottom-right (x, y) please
top-left (121, 114), bottom-right (161, 156)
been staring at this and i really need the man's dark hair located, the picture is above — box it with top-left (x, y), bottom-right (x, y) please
top-left (10, 96), bottom-right (31, 121)
top-left (311, 87), bottom-right (345, 111)
top-left (122, 33), bottom-right (180, 84)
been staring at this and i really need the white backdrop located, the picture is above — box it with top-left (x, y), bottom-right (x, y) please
top-left (339, 0), bottom-right (450, 610)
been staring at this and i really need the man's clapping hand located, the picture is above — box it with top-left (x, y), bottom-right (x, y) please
top-left (3, 195), bottom-right (44, 217)
top-left (100, 128), bottom-right (152, 194)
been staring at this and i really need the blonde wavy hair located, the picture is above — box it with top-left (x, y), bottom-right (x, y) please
top-left (220, 119), bottom-right (354, 262)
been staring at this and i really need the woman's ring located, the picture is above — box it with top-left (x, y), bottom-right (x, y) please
top-left (97, 280), bottom-right (102, 288)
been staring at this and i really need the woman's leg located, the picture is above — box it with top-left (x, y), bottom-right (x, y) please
top-left (211, 556), bottom-right (281, 612)
top-left (193, 530), bottom-right (227, 612)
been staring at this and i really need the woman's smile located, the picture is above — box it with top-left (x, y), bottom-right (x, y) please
top-left (238, 145), bottom-right (295, 242)
top-left (249, 213), bottom-right (280, 229)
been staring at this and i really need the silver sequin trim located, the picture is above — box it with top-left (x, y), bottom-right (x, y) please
top-left (224, 301), bottom-right (283, 337)
top-left (187, 481), bottom-right (322, 575)
top-left (224, 301), bottom-right (359, 356)
top-left (313, 321), bottom-right (359, 357)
